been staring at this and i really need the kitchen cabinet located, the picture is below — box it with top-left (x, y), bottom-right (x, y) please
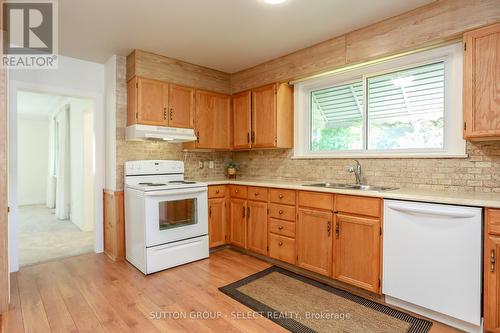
top-left (127, 77), bottom-right (194, 128)
top-left (168, 84), bottom-right (194, 129)
top-left (247, 200), bottom-right (268, 255)
top-left (184, 90), bottom-right (232, 150)
top-left (230, 198), bottom-right (247, 248)
top-left (232, 91), bottom-right (252, 149)
top-left (268, 233), bottom-right (296, 265)
top-left (208, 198), bottom-right (226, 248)
top-left (486, 209), bottom-right (500, 332)
top-left (127, 77), bottom-right (169, 127)
top-left (296, 208), bottom-right (333, 276)
top-left (463, 22), bottom-right (500, 140)
top-left (232, 83), bottom-right (293, 150)
top-left (334, 213), bottom-right (380, 293)
top-left (103, 190), bottom-right (125, 261)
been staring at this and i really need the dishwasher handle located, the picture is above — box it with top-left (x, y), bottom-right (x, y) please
top-left (386, 204), bottom-right (477, 219)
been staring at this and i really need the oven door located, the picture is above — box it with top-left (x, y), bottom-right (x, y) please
top-left (143, 187), bottom-right (208, 247)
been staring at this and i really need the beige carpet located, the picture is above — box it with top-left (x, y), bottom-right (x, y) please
top-left (220, 267), bottom-right (432, 333)
top-left (18, 205), bottom-right (94, 267)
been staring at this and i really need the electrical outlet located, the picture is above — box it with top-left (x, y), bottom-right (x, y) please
top-left (198, 161), bottom-right (204, 169)
top-left (208, 161), bottom-right (214, 169)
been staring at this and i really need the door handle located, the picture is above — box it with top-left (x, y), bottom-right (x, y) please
top-left (491, 250), bottom-right (496, 273)
top-left (327, 221), bottom-right (331, 237)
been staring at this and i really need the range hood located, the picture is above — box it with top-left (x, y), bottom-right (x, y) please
top-left (125, 124), bottom-right (197, 143)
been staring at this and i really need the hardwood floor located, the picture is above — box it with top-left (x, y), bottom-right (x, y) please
top-left (1, 249), bottom-right (461, 333)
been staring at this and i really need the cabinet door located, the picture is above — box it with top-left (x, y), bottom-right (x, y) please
top-left (194, 90), bottom-right (215, 148)
top-left (212, 93), bottom-right (232, 149)
top-left (297, 208), bottom-right (333, 276)
top-left (208, 198), bottom-right (226, 248)
top-left (233, 91), bottom-right (252, 149)
top-left (136, 78), bottom-right (168, 126)
top-left (247, 201), bottom-right (268, 255)
top-left (230, 199), bottom-right (247, 248)
top-left (485, 235), bottom-right (500, 332)
top-left (252, 84), bottom-right (277, 148)
top-left (334, 214), bottom-right (381, 293)
top-left (464, 22), bottom-right (500, 139)
top-left (169, 84), bottom-right (194, 128)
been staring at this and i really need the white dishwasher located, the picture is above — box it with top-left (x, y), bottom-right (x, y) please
top-left (383, 200), bottom-right (482, 333)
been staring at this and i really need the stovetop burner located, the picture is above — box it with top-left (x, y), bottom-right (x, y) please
top-left (139, 182), bottom-right (167, 186)
top-left (168, 180), bottom-right (196, 184)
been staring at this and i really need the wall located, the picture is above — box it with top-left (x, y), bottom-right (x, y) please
top-left (17, 116), bottom-right (50, 205)
top-left (69, 98), bottom-right (94, 231)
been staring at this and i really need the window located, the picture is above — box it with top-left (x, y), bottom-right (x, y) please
top-left (295, 43), bottom-right (466, 158)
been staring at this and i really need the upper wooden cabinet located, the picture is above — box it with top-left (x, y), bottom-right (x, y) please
top-left (168, 84), bottom-right (194, 128)
top-left (463, 22), bottom-right (500, 140)
top-left (184, 90), bottom-right (232, 150)
top-left (127, 77), bottom-right (194, 129)
top-left (233, 91), bottom-right (252, 149)
top-left (232, 83), bottom-right (293, 150)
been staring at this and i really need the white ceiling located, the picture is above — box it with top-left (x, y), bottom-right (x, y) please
top-left (17, 91), bottom-right (67, 117)
top-left (59, 0), bottom-right (434, 73)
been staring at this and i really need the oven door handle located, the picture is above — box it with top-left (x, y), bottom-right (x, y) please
top-left (144, 187), bottom-right (207, 197)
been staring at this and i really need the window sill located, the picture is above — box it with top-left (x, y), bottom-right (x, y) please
top-left (291, 153), bottom-right (469, 159)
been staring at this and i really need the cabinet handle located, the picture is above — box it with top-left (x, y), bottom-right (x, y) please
top-left (251, 131), bottom-right (255, 143)
top-left (247, 207), bottom-right (250, 219)
top-left (327, 221), bottom-right (331, 237)
top-left (247, 132), bottom-right (250, 144)
top-left (278, 241), bottom-right (283, 246)
top-left (196, 131), bottom-right (200, 143)
top-left (242, 206), bottom-right (245, 218)
top-left (491, 250), bottom-right (496, 273)
top-left (254, 192), bottom-right (259, 196)
top-left (163, 108), bottom-right (167, 120)
top-left (278, 226), bottom-right (283, 230)
top-left (279, 194), bottom-right (284, 199)
top-left (235, 189), bottom-right (239, 193)
top-left (209, 206), bottom-right (212, 218)
top-left (215, 190), bottom-right (220, 194)
top-left (169, 108), bottom-right (174, 121)
top-left (335, 222), bottom-right (339, 239)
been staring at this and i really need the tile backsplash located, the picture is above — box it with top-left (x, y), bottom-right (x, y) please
top-left (232, 141), bottom-right (500, 193)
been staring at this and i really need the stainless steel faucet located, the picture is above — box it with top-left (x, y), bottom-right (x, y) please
top-left (348, 160), bottom-right (362, 184)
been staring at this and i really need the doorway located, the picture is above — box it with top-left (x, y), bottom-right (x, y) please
top-left (15, 90), bottom-right (95, 266)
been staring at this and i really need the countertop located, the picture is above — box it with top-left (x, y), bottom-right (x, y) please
top-left (190, 178), bottom-right (500, 209)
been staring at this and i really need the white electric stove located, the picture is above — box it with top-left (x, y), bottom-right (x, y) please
top-left (124, 160), bottom-right (209, 274)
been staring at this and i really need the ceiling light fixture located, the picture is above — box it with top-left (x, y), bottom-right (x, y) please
top-left (263, 0), bottom-right (287, 4)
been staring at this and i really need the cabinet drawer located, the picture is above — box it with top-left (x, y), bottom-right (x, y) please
top-left (208, 185), bottom-right (226, 198)
top-left (298, 191), bottom-right (334, 211)
top-left (229, 185), bottom-right (247, 199)
top-left (270, 188), bottom-right (296, 205)
top-left (487, 208), bottom-right (500, 235)
top-left (269, 203), bottom-right (296, 221)
top-left (269, 218), bottom-right (295, 238)
top-left (335, 195), bottom-right (381, 218)
top-left (268, 233), bottom-right (296, 265)
top-left (248, 186), bottom-right (268, 202)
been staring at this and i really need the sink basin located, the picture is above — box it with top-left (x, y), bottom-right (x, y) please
top-left (304, 183), bottom-right (398, 192)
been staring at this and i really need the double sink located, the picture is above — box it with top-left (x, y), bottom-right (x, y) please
top-left (304, 183), bottom-right (398, 192)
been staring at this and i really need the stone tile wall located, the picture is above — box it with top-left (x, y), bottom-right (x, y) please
top-left (232, 141), bottom-right (500, 193)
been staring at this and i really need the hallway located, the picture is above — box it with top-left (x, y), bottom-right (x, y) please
top-left (18, 205), bottom-right (94, 266)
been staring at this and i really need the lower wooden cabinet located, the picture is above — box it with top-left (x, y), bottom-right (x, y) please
top-left (230, 198), bottom-right (247, 248)
top-left (247, 200), bottom-right (268, 255)
top-left (485, 208), bottom-right (500, 332)
top-left (103, 190), bottom-right (125, 261)
top-left (296, 208), bottom-right (333, 276)
top-left (334, 213), bottom-right (381, 293)
top-left (269, 233), bottom-right (295, 265)
top-left (208, 198), bottom-right (226, 248)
